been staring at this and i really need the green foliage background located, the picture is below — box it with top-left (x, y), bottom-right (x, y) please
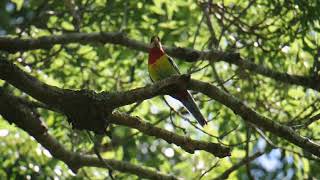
top-left (0, 0), bottom-right (320, 179)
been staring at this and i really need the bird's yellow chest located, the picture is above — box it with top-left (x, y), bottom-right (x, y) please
top-left (148, 55), bottom-right (177, 81)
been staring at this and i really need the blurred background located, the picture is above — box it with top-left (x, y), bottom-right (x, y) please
top-left (0, 0), bottom-right (320, 179)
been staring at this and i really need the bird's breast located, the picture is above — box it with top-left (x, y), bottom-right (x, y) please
top-left (148, 55), bottom-right (177, 81)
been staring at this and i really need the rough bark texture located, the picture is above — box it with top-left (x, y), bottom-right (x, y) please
top-left (0, 89), bottom-right (177, 180)
top-left (0, 59), bottom-right (190, 133)
top-left (0, 59), bottom-right (230, 158)
top-left (1, 58), bottom-right (319, 158)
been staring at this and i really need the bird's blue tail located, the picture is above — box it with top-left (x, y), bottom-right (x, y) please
top-left (172, 91), bottom-right (207, 126)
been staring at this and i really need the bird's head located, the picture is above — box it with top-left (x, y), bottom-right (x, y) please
top-left (148, 35), bottom-right (165, 64)
top-left (150, 35), bottom-right (163, 49)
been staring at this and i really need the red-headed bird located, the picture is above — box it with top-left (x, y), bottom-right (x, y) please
top-left (148, 36), bottom-right (207, 126)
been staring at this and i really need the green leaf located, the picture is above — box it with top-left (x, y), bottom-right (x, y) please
top-left (11, 0), bottom-right (24, 11)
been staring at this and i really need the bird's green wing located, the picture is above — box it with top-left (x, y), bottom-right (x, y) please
top-left (167, 55), bottom-right (181, 74)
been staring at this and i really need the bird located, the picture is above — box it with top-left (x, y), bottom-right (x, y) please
top-left (148, 36), bottom-right (207, 126)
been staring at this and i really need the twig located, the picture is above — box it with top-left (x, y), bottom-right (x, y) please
top-left (213, 151), bottom-right (263, 180)
top-left (198, 160), bottom-right (220, 179)
top-left (86, 131), bottom-right (115, 180)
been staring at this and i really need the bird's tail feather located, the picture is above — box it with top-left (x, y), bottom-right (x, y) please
top-left (172, 91), bottom-right (207, 126)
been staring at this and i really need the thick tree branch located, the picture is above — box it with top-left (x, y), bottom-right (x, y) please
top-left (0, 88), bottom-right (177, 180)
top-left (0, 59), bottom-right (190, 133)
top-left (0, 59), bottom-right (230, 157)
top-left (189, 80), bottom-right (320, 157)
top-left (1, 58), bottom-right (320, 157)
top-left (1, 32), bottom-right (319, 90)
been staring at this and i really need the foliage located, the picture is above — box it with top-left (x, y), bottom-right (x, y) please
top-left (0, 0), bottom-right (320, 179)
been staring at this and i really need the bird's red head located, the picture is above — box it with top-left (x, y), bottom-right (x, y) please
top-left (148, 35), bottom-right (165, 64)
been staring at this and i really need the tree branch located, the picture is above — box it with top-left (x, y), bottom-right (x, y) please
top-left (109, 112), bottom-right (230, 157)
top-left (213, 151), bottom-right (263, 180)
top-left (0, 58), bottom-right (190, 133)
top-left (0, 59), bottom-right (230, 157)
top-left (1, 58), bottom-right (320, 157)
top-left (189, 80), bottom-right (320, 157)
top-left (0, 32), bottom-right (146, 53)
top-left (0, 88), bottom-right (178, 180)
top-left (1, 32), bottom-right (319, 90)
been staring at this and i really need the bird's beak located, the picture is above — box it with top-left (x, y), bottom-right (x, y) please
top-left (150, 36), bottom-right (162, 48)
top-left (154, 40), bottom-right (161, 48)
top-left (153, 38), bottom-right (160, 45)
